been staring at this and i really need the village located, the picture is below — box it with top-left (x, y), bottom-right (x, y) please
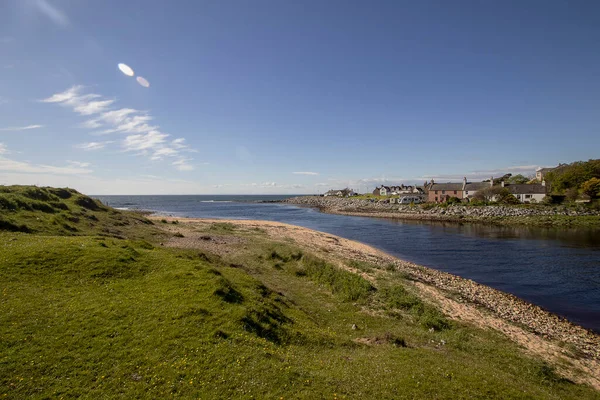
top-left (323, 167), bottom-right (554, 205)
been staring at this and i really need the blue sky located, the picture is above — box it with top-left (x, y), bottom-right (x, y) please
top-left (1, 0), bottom-right (599, 194)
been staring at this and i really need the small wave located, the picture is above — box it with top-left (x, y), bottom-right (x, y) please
top-left (115, 207), bottom-right (130, 210)
top-left (200, 200), bottom-right (233, 203)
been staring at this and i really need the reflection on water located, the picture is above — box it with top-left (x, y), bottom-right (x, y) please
top-left (388, 219), bottom-right (600, 248)
top-left (96, 195), bottom-right (600, 333)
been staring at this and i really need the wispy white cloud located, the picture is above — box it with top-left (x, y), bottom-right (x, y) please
top-left (172, 138), bottom-right (187, 149)
top-left (172, 158), bottom-right (194, 171)
top-left (0, 159), bottom-right (91, 175)
top-left (34, 0), bottom-right (69, 27)
top-left (293, 171), bottom-right (319, 176)
top-left (123, 131), bottom-right (168, 152)
top-left (150, 147), bottom-right (179, 160)
top-left (75, 141), bottom-right (113, 151)
top-left (42, 85), bottom-right (82, 104)
top-left (0, 124), bottom-right (44, 132)
top-left (0, 144), bottom-right (91, 175)
top-left (73, 99), bottom-right (114, 116)
top-left (43, 86), bottom-right (196, 170)
top-left (67, 160), bottom-right (91, 168)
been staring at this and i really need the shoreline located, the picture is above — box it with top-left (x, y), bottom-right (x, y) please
top-left (282, 196), bottom-right (600, 228)
top-left (151, 215), bottom-right (600, 389)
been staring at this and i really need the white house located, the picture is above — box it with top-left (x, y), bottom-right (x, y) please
top-left (502, 181), bottom-right (547, 203)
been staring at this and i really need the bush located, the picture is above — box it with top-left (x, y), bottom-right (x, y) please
top-left (420, 203), bottom-right (436, 210)
top-left (446, 196), bottom-right (461, 205)
top-left (380, 285), bottom-right (451, 330)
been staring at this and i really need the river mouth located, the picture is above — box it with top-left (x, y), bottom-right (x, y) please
top-left (96, 195), bottom-right (600, 333)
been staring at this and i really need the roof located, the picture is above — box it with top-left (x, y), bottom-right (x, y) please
top-left (504, 184), bottom-right (546, 194)
top-left (464, 182), bottom-right (490, 191)
top-left (536, 167), bottom-right (555, 173)
top-left (430, 183), bottom-right (463, 191)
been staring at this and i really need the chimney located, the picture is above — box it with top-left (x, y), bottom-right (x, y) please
top-left (490, 177), bottom-right (494, 187)
top-left (462, 177), bottom-right (467, 191)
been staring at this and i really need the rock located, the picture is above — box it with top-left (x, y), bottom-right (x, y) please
top-left (351, 324), bottom-right (358, 330)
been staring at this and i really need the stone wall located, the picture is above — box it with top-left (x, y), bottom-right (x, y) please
top-left (283, 196), bottom-right (600, 218)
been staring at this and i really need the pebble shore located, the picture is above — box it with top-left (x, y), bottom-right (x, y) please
top-left (283, 196), bottom-right (600, 223)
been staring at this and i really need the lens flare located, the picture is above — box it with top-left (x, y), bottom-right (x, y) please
top-left (136, 76), bottom-right (150, 88)
top-left (118, 63), bottom-right (134, 77)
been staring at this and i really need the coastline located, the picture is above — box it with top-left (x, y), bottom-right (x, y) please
top-left (282, 196), bottom-right (600, 228)
top-left (151, 215), bottom-right (600, 389)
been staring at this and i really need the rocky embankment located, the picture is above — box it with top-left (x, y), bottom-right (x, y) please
top-left (283, 196), bottom-right (600, 223)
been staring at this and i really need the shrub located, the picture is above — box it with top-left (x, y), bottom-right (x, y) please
top-left (582, 177), bottom-right (600, 199)
top-left (420, 203), bottom-right (436, 210)
top-left (446, 196), bottom-right (461, 205)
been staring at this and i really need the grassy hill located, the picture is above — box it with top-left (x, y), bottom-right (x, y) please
top-left (0, 186), bottom-right (598, 398)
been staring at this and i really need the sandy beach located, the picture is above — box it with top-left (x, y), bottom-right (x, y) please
top-left (151, 216), bottom-right (600, 389)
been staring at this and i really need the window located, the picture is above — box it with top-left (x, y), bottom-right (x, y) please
top-left (435, 197), bottom-right (438, 202)
top-left (435, 190), bottom-right (438, 194)
top-left (454, 190), bottom-right (457, 194)
top-left (525, 194), bottom-right (531, 199)
top-left (442, 190), bottom-right (446, 194)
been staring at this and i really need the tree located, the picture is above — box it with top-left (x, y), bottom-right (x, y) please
top-left (446, 196), bottom-right (461, 205)
top-left (472, 186), bottom-right (505, 202)
top-left (496, 189), bottom-right (520, 205)
top-left (508, 174), bottom-right (529, 184)
top-left (472, 187), bottom-right (519, 204)
top-left (565, 187), bottom-right (579, 202)
top-left (544, 159), bottom-right (600, 193)
top-left (581, 177), bottom-right (600, 199)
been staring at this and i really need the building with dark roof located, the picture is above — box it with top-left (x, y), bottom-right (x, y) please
top-left (501, 181), bottom-right (547, 203)
top-left (428, 177), bottom-right (493, 203)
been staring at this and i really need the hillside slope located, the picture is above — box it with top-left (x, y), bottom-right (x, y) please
top-left (1, 186), bottom-right (598, 398)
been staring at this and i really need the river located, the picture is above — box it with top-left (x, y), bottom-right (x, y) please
top-left (96, 195), bottom-right (600, 332)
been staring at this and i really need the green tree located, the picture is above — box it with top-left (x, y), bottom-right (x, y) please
top-left (496, 188), bottom-right (520, 205)
top-left (581, 177), bottom-right (600, 199)
top-left (508, 174), bottom-right (529, 184)
top-left (565, 187), bottom-right (579, 202)
top-left (472, 186), bottom-right (504, 202)
top-left (544, 159), bottom-right (600, 193)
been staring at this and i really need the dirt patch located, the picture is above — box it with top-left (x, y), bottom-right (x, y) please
top-left (159, 224), bottom-right (247, 256)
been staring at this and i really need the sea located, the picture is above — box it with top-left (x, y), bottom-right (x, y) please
top-left (95, 194), bottom-right (600, 333)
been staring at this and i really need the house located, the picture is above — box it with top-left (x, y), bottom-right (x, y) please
top-left (536, 167), bottom-right (554, 182)
top-left (324, 188), bottom-right (355, 197)
top-left (428, 177), bottom-right (494, 203)
top-left (373, 184), bottom-right (422, 196)
top-left (501, 181), bottom-right (547, 203)
top-left (428, 182), bottom-right (464, 203)
top-left (463, 181), bottom-right (494, 200)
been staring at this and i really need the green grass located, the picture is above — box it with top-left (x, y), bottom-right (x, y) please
top-left (0, 185), bottom-right (160, 240)
top-left (0, 185), bottom-right (598, 398)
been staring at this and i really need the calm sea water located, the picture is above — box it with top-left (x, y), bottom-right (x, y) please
top-left (96, 195), bottom-right (600, 332)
